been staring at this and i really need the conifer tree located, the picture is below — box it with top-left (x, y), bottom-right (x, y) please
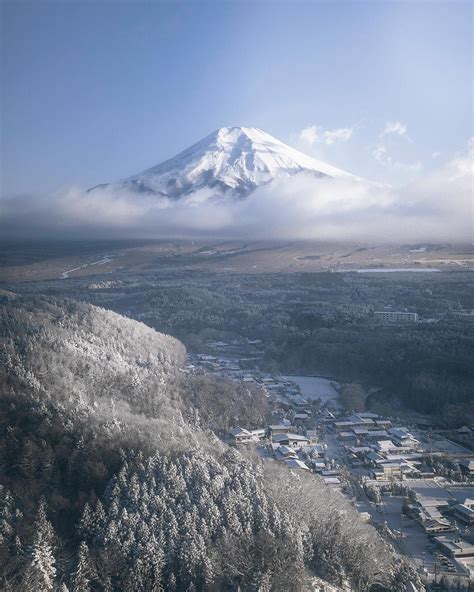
top-left (22, 504), bottom-right (57, 591)
top-left (72, 541), bottom-right (94, 592)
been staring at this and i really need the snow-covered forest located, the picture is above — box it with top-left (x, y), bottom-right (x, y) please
top-left (0, 296), bottom-right (415, 591)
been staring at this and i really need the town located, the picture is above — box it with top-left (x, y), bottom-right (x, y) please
top-left (187, 343), bottom-right (474, 590)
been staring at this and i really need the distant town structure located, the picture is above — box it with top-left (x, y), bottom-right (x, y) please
top-left (374, 311), bottom-right (418, 323)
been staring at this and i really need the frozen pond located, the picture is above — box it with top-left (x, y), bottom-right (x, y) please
top-left (339, 267), bottom-right (440, 273)
top-left (283, 375), bottom-right (340, 406)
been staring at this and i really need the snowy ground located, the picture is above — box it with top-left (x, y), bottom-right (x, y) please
top-left (283, 375), bottom-right (340, 406)
top-left (339, 267), bottom-right (441, 273)
top-left (60, 256), bottom-right (113, 279)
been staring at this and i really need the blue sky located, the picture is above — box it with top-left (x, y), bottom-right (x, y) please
top-left (2, 0), bottom-right (472, 195)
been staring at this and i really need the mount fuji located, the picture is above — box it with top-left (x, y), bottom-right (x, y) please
top-left (90, 126), bottom-right (356, 200)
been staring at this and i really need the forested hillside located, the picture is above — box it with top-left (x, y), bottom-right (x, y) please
top-left (16, 270), bottom-right (473, 425)
top-left (0, 296), bottom-right (413, 591)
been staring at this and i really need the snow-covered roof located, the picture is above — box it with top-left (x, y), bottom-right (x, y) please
top-left (229, 426), bottom-right (251, 437)
top-left (285, 459), bottom-right (310, 470)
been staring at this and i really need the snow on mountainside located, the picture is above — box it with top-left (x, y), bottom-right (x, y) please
top-left (90, 126), bottom-right (355, 199)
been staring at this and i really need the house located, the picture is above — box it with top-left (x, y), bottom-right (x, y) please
top-left (456, 426), bottom-right (472, 439)
top-left (375, 419), bottom-right (392, 430)
top-left (275, 445), bottom-right (298, 461)
top-left (321, 470), bottom-right (340, 477)
top-left (453, 503), bottom-right (474, 525)
top-left (348, 414), bottom-right (375, 426)
top-left (422, 519), bottom-right (454, 535)
top-left (366, 451), bottom-right (384, 464)
top-left (365, 430), bottom-right (389, 440)
top-left (414, 506), bottom-right (455, 534)
top-left (285, 458), bottom-right (310, 470)
top-left (272, 433), bottom-right (310, 448)
top-left (319, 409), bottom-right (336, 423)
top-left (460, 459), bottom-right (474, 476)
top-left (229, 427), bottom-right (257, 444)
top-left (306, 430), bottom-right (319, 444)
top-left (388, 428), bottom-right (420, 449)
top-left (339, 431), bottom-right (356, 442)
top-left (269, 424), bottom-right (294, 436)
top-left (352, 427), bottom-right (369, 437)
top-left (371, 461), bottom-right (405, 479)
top-left (322, 476), bottom-right (341, 485)
top-left (434, 534), bottom-right (474, 558)
top-left (249, 429), bottom-right (266, 441)
top-left (334, 421), bottom-right (357, 431)
top-left (349, 446), bottom-right (372, 456)
top-left (294, 413), bottom-right (310, 421)
top-left (375, 440), bottom-right (395, 453)
top-left (289, 395), bottom-right (308, 407)
top-left (389, 427), bottom-right (411, 442)
top-left (304, 443), bottom-right (326, 458)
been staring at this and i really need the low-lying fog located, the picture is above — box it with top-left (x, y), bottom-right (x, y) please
top-left (1, 141), bottom-right (472, 243)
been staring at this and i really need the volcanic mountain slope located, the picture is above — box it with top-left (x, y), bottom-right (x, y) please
top-left (90, 126), bottom-right (355, 199)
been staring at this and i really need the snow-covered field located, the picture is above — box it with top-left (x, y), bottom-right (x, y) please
top-left (339, 267), bottom-right (441, 273)
top-left (60, 256), bottom-right (113, 279)
top-left (283, 375), bottom-right (340, 405)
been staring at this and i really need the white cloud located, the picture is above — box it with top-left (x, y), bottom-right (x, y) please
top-left (432, 151), bottom-right (441, 159)
top-left (372, 143), bottom-right (422, 173)
top-left (381, 121), bottom-right (408, 137)
top-left (372, 144), bottom-right (388, 164)
top-left (299, 125), bottom-right (354, 146)
top-left (1, 141), bottom-right (471, 243)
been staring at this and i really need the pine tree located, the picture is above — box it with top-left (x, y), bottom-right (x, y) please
top-left (78, 503), bottom-right (93, 540)
top-left (22, 513), bottom-right (57, 591)
top-left (72, 541), bottom-right (94, 592)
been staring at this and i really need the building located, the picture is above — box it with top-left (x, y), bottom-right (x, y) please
top-left (434, 534), bottom-right (474, 558)
top-left (269, 424), bottom-right (295, 436)
top-left (272, 433), bottom-right (310, 448)
top-left (453, 503), bottom-right (474, 525)
top-left (365, 430), bottom-right (389, 440)
top-left (375, 439), bottom-right (396, 453)
top-left (388, 427), bottom-right (420, 449)
top-left (422, 519), bottom-right (455, 535)
top-left (229, 427), bottom-right (257, 444)
top-left (306, 430), bottom-right (319, 444)
top-left (303, 443), bottom-right (326, 458)
top-left (413, 506), bottom-right (455, 535)
top-left (289, 395), bottom-right (308, 407)
top-left (375, 419), bottom-right (392, 430)
top-left (460, 459), bottom-right (474, 477)
top-left (275, 445), bottom-right (298, 461)
top-left (374, 311), bottom-right (418, 323)
top-left (285, 458), bottom-right (310, 471)
top-left (371, 460), bottom-right (419, 480)
top-left (294, 413), bottom-right (310, 422)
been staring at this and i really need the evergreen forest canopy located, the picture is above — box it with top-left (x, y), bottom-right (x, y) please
top-left (18, 269), bottom-right (473, 426)
top-left (0, 296), bottom-right (415, 591)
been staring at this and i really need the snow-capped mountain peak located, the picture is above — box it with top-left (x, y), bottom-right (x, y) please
top-left (91, 126), bottom-right (354, 199)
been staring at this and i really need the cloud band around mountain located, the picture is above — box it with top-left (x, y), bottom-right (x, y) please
top-left (1, 143), bottom-right (472, 243)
